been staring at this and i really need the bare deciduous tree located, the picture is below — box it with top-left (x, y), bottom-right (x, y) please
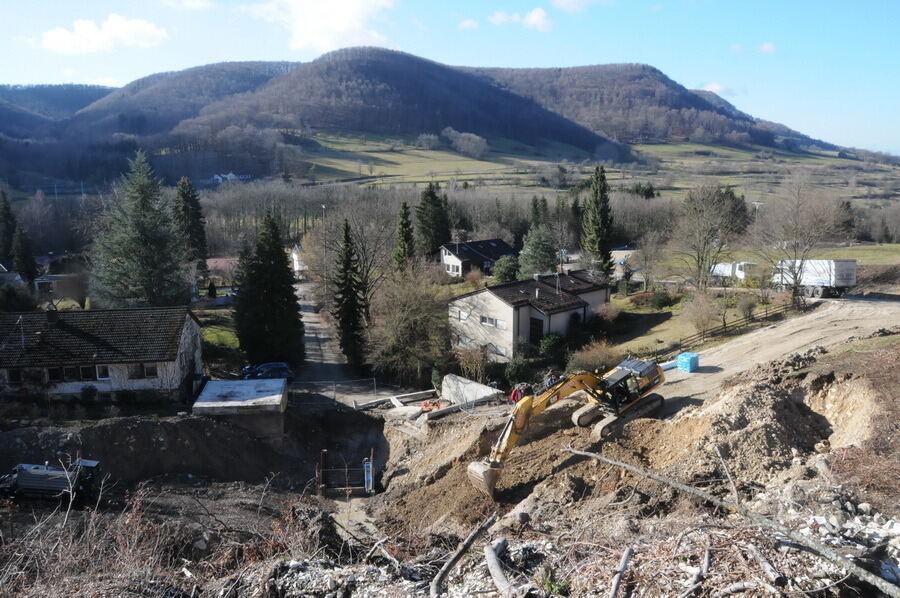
top-left (673, 185), bottom-right (743, 289)
top-left (634, 230), bottom-right (666, 290)
top-left (749, 173), bottom-right (838, 304)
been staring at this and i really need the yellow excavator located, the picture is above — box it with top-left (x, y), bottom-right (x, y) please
top-left (467, 359), bottom-right (666, 498)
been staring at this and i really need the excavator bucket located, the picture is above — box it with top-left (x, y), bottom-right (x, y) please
top-left (467, 460), bottom-right (501, 498)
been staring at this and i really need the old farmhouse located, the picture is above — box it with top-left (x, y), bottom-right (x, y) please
top-left (0, 307), bottom-right (202, 401)
top-left (440, 238), bottom-right (516, 277)
top-left (448, 270), bottom-right (611, 361)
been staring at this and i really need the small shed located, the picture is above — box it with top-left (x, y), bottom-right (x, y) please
top-left (193, 378), bottom-right (288, 438)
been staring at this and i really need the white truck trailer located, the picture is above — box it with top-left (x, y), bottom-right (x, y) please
top-left (771, 259), bottom-right (857, 297)
top-left (709, 262), bottom-right (758, 285)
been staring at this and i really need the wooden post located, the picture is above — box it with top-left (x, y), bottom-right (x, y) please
top-left (609, 546), bottom-right (634, 598)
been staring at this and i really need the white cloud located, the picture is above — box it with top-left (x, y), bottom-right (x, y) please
top-left (487, 8), bottom-right (552, 31)
top-left (244, 0), bottom-right (396, 53)
top-left (487, 10), bottom-right (520, 25)
top-left (163, 0), bottom-right (215, 9)
top-left (457, 18), bottom-right (479, 30)
top-left (41, 14), bottom-right (168, 54)
top-left (729, 43), bottom-right (742, 52)
top-left (702, 82), bottom-right (725, 94)
top-left (552, 0), bottom-right (589, 11)
top-left (758, 41), bottom-right (776, 53)
top-left (522, 7), bottom-right (552, 31)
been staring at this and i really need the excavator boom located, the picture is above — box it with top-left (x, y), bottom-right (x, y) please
top-left (467, 360), bottom-right (665, 498)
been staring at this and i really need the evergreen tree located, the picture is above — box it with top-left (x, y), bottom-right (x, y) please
top-left (0, 190), bottom-right (17, 261)
top-left (11, 223), bottom-right (38, 283)
top-left (415, 182), bottom-right (451, 255)
top-left (518, 223), bottom-right (557, 277)
top-left (878, 215), bottom-right (894, 244)
top-left (720, 187), bottom-right (750, 233)
top-left (393, 201), bottom-right (415, 269)
top-left (233, 211), bottom-right (304, 364)
top-left (172, 176), bottom-right (209, 274)
top-left (530, 196), bottom-right (549, 225)
top-left (570, 196), bottom-right (583, 241)
top-left (835, 200), bottom-right (855, 238)
top-left (331, 220), bottom-right (366, 366)
top-left (91, 151), bottom-right (189, 307)
top-left (580, 166), bottom-right (614, 277)
top-left (492, 255), bottom-right (520, 283)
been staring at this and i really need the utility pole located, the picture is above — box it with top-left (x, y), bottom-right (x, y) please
top-left (322, 204), bottom-right (328, 302)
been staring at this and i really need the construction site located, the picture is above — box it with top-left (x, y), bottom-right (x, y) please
top-left (2, 291), bottom-right (900, 597)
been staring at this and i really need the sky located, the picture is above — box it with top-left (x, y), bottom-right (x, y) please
top-left (2, 0), bottom-right (898, 154)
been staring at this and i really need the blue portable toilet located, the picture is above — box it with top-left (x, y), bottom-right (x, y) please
top-left (677, 352), bottom-right (700, 373)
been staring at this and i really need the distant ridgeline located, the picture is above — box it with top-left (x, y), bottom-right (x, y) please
top-left (0, 47), bottom-right (888, 187)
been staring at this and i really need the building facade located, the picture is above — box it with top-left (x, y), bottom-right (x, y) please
top-left (448, 270), bottom-right (611, 361)
top-left (0, 307), bottom-right (203, 401)
top-left (440, 239), bottom-right (516, 277)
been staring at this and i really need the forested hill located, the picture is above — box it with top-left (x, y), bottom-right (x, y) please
top-left (469, 63), bottom-right (835, 149)
top-left (0, 84), bottom-right (112, 119)
top-left (66, 61), bottom-right (297, 138)
top-left (172, 48), bottom-right (623, 159)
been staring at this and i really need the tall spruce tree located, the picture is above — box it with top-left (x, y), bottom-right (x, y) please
top-left (91, 151), bottom-right (189, 306)
top-left (415, 182), bottom-right (450, 255)
top-left (580, 165), bottom-right (615, 277)
top-left (0, 190), bottom-right (17, 261)
top-left (518, 223), bottom-right (557, 277)
top-left (233, 211), bottom-right (304, 364)
top-left (172, 176), bottom-right (209, 274)
top-left (11, 223), bottom-right (38, 283)
top-left (393, 201), bottom-right (415, 269)
top-left (331, 220), bottom-right (366, 366)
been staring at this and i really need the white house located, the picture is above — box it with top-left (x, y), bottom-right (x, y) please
top-left (448, 270), bottom-right (611, 361)
top-left (0, 307), bottom-right (203, 401)
top-left (289, 244), bottom-right (308, 280)
top-left (440, 239), bottom-right (516, 277)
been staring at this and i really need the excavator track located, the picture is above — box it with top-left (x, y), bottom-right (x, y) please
top-left (590, 393), bottom-right (664, 442)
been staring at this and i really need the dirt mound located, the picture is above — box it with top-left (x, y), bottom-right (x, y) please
top-left (0, 416), bottom-right (285, 482)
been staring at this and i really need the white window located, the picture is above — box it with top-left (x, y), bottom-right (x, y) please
top-left (480, 316), bottom-right (497, 327)
top-left (459, 309), bottom-right (469, 321)
top-left (496, 319), bottom-right (507, 330)
top-left (96, 365), bottom-right (110, 380)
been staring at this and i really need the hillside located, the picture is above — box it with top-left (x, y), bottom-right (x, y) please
top-left (0, 84), bottom-right (112, 120)
top-left (66, 61), bottom-right (297, 138)
top-left (469, 63), bottom-right (832, 150)
top-left (174, 48), bottom-right (623, 159)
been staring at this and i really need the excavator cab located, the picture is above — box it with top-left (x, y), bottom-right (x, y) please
top-left (467, 359), bottom-right (665, 499)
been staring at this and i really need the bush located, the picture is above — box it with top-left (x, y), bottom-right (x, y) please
top-left (505, 355), bottom-right (530, 385)
top-left (681, 292), bottom-right (722, 334)
top-left (567, 342), bottom-right (623, 374)
top-left (651, 290), bottom-right (676, 310)
top-left (737, 295), bottom-right (757, 320)
top-left (538, 333), bottom-right (565, 358)
top-left (80, 385), bottom-right (98, 403)
top-left (629, 292), bottom-right (653, 308)
top-left (598, 302), bottom-right (620, 324)
top-left (464, 267), bottom-right (483, 289)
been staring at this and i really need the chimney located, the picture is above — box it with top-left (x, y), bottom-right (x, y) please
top-left (46, 308), bottom-right (58, 325)
top-left (535, 287), bottom-right (540, 299)
top-left (533, 273), bottom-right (541, 281)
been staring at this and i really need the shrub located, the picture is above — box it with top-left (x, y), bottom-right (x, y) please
top-left (538, 333), bottom-right (565, 358)
top-left (629, 292), bottom-right (653, 308)
top-left (80, 385), bottom-right (98, 403)
top-left (737, 295), bottom-right (757, 320)
top-left (455, 346), bottom-right (489, 383)
top-left (567, 342), bottom-right (623, 374)
top-left (681, 292), bottom-right (722, 335)
top-left (651, 290), bottom-right (676, 310)
top-left (505, 355), bottom-right (530, 384)
top-left (464, 267), bottom-right (483, 289)
top-left (598, 302), bottom-right (620, 324)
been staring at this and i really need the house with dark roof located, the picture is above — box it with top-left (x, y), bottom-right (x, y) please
top-left (448, 270), bottom-right (611, 361)
top-left (440, 239), bottom-right (516, 277)
top-left (0, 307), bottom-right (202, 401)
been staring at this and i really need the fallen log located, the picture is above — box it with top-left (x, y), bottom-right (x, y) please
top-left (564, 447), bottom-right (900, 598)
top-left (484, 538), bottom-right (516, 598)
top-left (742, 542), bottom-right (786, 587)
top-left (429, 512), bottom-right (498, 597)
top-left (609, 546), bottom-right (634, 598)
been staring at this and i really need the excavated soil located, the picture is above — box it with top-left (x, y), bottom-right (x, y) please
top-left (375, 344), bottom-right (890, 537)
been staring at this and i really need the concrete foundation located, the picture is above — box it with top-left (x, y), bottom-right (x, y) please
top-left (193, 379), bottom-right (288, 439)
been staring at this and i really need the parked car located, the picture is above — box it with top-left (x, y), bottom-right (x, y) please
top-left (248, 367), bottom-right (294, 382)
top-left (241, 362), bottom-right (290, 377)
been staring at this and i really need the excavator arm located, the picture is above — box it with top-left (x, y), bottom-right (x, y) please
top-left (467, 360), bottom-right (666, 499)
top-left (467, 373), bottom-right (605, 497)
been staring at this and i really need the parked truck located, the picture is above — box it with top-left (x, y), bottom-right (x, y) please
top-left (771, 259), bottom-right (857, 297)
top-left (709, 262), bottom-right (759, 286)
top-left (0, 459), bottom-right (100, 500)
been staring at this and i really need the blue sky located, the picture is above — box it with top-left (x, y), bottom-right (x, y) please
top-left (3, 0), bottom-right (898, 154)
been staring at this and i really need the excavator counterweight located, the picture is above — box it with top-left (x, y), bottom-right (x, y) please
top-left (468, 359), bottom-right (665, 499)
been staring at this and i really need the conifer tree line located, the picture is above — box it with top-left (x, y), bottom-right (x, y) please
top-left (0, 190), bottom-right (39, 284)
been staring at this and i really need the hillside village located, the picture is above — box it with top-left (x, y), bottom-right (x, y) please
top-left (0, 16), bottom-right (899, 597)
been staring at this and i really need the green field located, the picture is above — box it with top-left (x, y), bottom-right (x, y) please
top-left (660, 244), bottom-right (900, 271)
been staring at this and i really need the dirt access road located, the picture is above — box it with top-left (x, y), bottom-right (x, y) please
top-left (661, 297), bottom-right (900, 412)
